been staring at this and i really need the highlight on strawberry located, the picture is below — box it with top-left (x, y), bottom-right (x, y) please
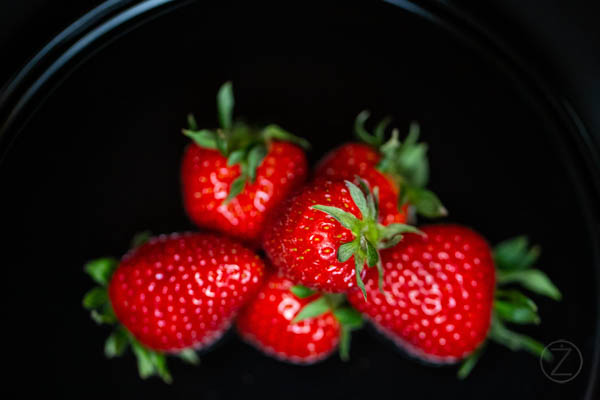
top-left (236, 273), bottom-right (363, 364)
top-left (262, 177), bottom-right (420, 295)
top-left (83, 232), bottom-right (265, 382)
top-left (181, 82), bottom-right (310, 244)
top-left (315, 111), bottom-right (446, 223)
top-left (346, 224), bottom-right (561, 378)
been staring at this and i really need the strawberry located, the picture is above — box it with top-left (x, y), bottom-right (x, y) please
top-left (83, 232), bottom-right (265, 382)
top-left (347, 224), bottom-right (561, 377)
top-left (314, 111), bottom-right (446, 222)
top-left (236, 273), bottom-right (363, 364)
top-left (262, 178), bottom-right (420, 294)
top-left (181, 82), bottom-right (309, 245)
top-left (315, 142), bottom-right (409, 225)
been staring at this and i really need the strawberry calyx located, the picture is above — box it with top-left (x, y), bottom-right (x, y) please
top-left (457, 236), bottom-right (561, 379)
top-left (354, 111), bottom-right (447, 218)
top-left (312, 178), bottom-right (421, 298)
top-left (290, 285), bottom-right (364, 361)
top-left (183, 82), bottom-right (310, 203)
top-left (82, 234), bottom-right (199, 384)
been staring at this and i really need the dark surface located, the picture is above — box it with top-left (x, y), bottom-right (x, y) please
top-left (1, 1), bottom-right (598, 399)
top-left (2, 0), bottom-right (599, 140)
top-left (453, 0), bottom-right (600, 146)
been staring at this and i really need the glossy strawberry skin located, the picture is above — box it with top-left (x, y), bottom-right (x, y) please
top-left (237, 274), bottom-right (340, 364)
top-left (262, 179), bottom-right (368, 292)
top-left (108, 233), bottom-right (265, 352)
top-left (315, 143), bottom-right (407, 225)
top-left (347, 225), bottom-right (495, 363)
top-left (181, 141), bottom-right (308, 245)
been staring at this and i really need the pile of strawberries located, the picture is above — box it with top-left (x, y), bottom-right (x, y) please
top-left (84, 83), bottom-right (561, 383)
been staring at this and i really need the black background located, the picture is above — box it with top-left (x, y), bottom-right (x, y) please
top-left (1, 1), bottom-right (598, 399)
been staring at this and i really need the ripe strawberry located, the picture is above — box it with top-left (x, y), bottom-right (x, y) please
top-left (314, 111), bottom-right (446, 222)
top-left (315, 143), bottom-right (409, 225)
top-left (262, 178), bottom-right (420, 294)
top-left (83, 232), bottom-right (265, 382)
top-left (347, 224), bottom-right (561, 377)
top-left (181, 82), bottom-right (309, 245)
top-left (237, 273), bottom-right (363, 364)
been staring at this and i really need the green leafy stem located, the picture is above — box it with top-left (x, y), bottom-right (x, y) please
top-left (457, 236), bottom-right (561, 378)
top-left (354, 111), bottom-right (446, 218)
top-left (290, 285), bottom-right (364, 361)
top-left (312, 178), bottom-right (421, 299)
top-left (182, 82), bottom-right (310, 203)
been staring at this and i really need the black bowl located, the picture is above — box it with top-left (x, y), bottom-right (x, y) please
top-left (1, 1), bottom-right (598, 399)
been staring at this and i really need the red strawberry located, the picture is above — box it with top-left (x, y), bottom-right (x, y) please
top-left (262, 178), bottom-right (419, 293)
top-left (236, 273), bottom-right (363, 364)
top-left (347, 224), bottom-right (561, 377)
top-left (83, 232), bottom-right (265, 382)
top-left (316, 142), bottom-right (408, 225)
top-left (181, 82), bottom-right (309, 245)
top-left (314, 111), bottom-right (446, 221)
